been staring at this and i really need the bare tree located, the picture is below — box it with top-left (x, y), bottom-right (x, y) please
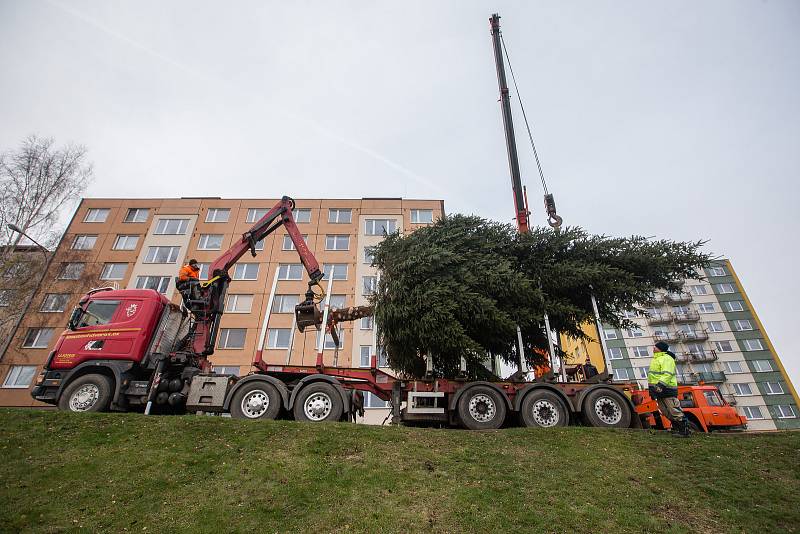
top-left (0, 135), bottom-right (93, 252)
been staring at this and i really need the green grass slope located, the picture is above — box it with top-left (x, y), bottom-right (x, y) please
top-left (0, 409), bottom-right (798, 533)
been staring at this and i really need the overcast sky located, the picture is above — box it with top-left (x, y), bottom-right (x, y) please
top-left (1, 1), bottom-right (798, 384)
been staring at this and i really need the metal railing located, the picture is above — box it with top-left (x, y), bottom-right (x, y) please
top-left (672, 311), bottom-right (700, 323)
top-left (680, 330), bottom-right (709, 342)
top-left (665, 291), bottom-right (693, 304)
top-left (646, 313), bottom-right (672, 325)
top-left (694, 371), bottom-right (726, 384)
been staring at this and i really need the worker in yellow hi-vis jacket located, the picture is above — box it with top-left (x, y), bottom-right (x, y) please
top-left (648, 341), bottom-right (690, 437)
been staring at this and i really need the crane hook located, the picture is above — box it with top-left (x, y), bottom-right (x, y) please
top-left (543, 193), bottom-right (563, 228)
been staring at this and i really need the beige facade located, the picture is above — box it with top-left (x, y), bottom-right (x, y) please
top-left (0, 197), bottom-right (443, 414)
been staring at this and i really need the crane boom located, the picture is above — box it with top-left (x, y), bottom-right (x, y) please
top-left (489, 13), bottom-right (530, 234)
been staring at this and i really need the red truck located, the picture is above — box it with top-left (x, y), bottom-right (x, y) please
top-left (633, 385), bottom-right (747, 432)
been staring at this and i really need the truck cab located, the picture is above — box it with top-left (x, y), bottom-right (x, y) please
top-left (634, 385), bottom-right (747, 432)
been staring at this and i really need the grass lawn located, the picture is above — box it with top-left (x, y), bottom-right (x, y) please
top-left (0, 409), bottom-right (798, 533)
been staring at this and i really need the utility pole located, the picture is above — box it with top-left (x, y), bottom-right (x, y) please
top-left (0, 225), bottom-right (53, 362)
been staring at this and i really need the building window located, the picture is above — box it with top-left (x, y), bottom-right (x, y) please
top-left (359, 345), bottom-right (387, 367)
top-left (706, 321), bottom-right (725, 332)
top-left (614, 368), bottom-right (630, 380)
top-left (364, 246), bottom-right (376, 265)
top-left (198, 234), bottom-right (223, 250)
top-left (84, 208), bottom-right (109, 223)
top-left (22, 328), bottom-right (54, 348)
top-left (724, 361), bottom-right (744, 374)
top-left (40, 294), bottom-right (69, 312)
top-left (776, 405), bottom-right (797, 419)
top-left (625, 327), bottom-right (644, 338)
top-left (742, 339), bottom-right (764, 351)
top-left (2, 366), bottom-right (37, 388)
top-left (621, 309), bottom-right (639, 319)
top-left (144, 246), bottom-right (180, 264)
top-left (322, 264), bottom-right (348, 281)
top-left (233, 264), bottom-right (259, 280)
top-left (265, 328), bottom-right (290, 349)
top-left (282, 234), bottom-right (308, 251)
top-left (608, 347), bottom-right (623, 360)
top-left (71, 235), bottom-right (97, 250)
top-left (363, 275), bottom-right (377, 296)
top-left (697, 303), bottom-right (715, 313)
top-left (365, 219), bottom-right (397, 236)
top-left (124, 208), bottom-right (149, 223)
top-left (707, 266), bottom-right (727, 277)
top-left (316, 329), bottom-right (344, 350)
top-left (225, 294), bottom-right (253, 313)
top-left (723, 301), bottom-right (745, 312)
top-left (713, 340), bottom-right (734, 352)
top-left (325, 235), bottom-right (350, 251)
top-left (733, 319), bottom-right (753, 331)
top-left (361, 316), bottom-right (374, 330)
top-left (328, 294), bottom-right (346, 309)
top-left (293, 208), bottom-right (311, 223)
top-left (751, 360), bottom-right (773, 373)
top-left (277, 263), bottom-right (302, 280)
top-left (205, 208), bottom-right (230, 223)
top-left (603, 329), bottom-right (618, 340)
top-left (359, 346), bottom-right (372, 367)
top-left (100, 263), bottom-right (128, 280)
top-left (364, 392), bottom-right (388, 409)
top-left (631, 346), bottom-right (649, 358)
top-left (247, 208), bottom-right (268, 223)
top-left (154, 219), bottom-right (189, 235)
top-left (740, 406), bottom-right (764, 420)
top-left (113, 235), bottom-right (139, 250)
top-left (634, 367), bottom-right (648, 380)
top-left (135, 276), bottom-right (170, 293)
top-left (271, 295), bottom-right (297, 313)
top-left (328, 208), bottom-right (352, 224)
top-left (218, 328), bottom-right (246, 349)
top-left (715, 283), bottom-right (735, 294)
top-left (59, 263), bottom-right (85, 280)
top-left (689, 285), bottom-right (708, 296)
top-left (211, 366), bottom-right (240, 376)
top-left (730, 383), bottom-right (754, 396)
top-left (198, 263), bottom-right (210, 280)
top-left (763, 382), bottom-right (784, 395)
top-left (410, 209), bottom-right (434, 224)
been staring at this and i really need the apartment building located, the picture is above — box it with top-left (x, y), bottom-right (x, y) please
top-left (0, 197), bottom-right (444, 416)
top-left (601, 260), bottom-right (799, 430)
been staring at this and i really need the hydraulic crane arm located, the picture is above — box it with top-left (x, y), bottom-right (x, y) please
top-left (189, 196), bottom-right (325, 358)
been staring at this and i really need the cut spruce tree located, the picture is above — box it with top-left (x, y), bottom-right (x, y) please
top-left (370, 214), bottom-right (710, 380)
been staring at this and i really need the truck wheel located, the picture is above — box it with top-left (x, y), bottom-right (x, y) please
top-left (230, 382), bottom-right (281, 420)
top-left (458, 385), bottom-right (507, 430)
top-left (293, 382), bottom-right (343, 423)
top-left (582, 389), bottom-right (632, 428)
top-left (520, 390), bottom-right (569, 428)
top-left (58, 374), bottom-right (113, 413)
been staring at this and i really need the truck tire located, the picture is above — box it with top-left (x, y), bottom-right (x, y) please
top-left (58, 374), bottom-right (113, 413)
top-left (229, 381), bottom-right (281, 420)
top-left (293, 382), bottom-right (343, 423)
top-left (581, 388), bottom-right (631, 428)
top-left (457, 385), bottom-right (507, 430)
top-left (520, 390), bottom-right (569, 428)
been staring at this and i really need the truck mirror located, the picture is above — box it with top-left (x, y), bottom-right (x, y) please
top-left (68, 307), bottom-right (83, 330)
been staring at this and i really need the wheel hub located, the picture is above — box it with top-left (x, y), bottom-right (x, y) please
top-left (531, 399), bottom-right (559, 427)
top-left (594, 396), bottom-right (622, 425)
top-left (304, 392), bottom-right (332, 421)
top-left (69, 384), bottom-right (100, 412)
top-left (468, 393), bottom-right (496, 423)
top-left (242, 390), bottom-right (269, 418)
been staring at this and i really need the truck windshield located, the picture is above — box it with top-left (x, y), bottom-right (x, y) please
top-left (703, 390), bottom-right (724, 407)
top-left (77, 300), bottom-right (121, 328)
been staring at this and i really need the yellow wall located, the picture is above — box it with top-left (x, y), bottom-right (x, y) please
top-left (559, 322), bottom-right (607, 372)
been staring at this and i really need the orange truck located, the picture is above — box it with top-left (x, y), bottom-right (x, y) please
top-left (633, 385), bottom-right (747, 432)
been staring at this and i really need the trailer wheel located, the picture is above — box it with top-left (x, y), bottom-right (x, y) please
top-left (582, 389), bottom-right (631, 428)
top-left (293, 382), bottom-right (343, 423)
top-left (230, 382), bottom-right (281, 420)
top-left (520, 390), bottom-right (569, 428)
top-left (457, 385), bottom-right (507, 430)
top-left (58, 374), bottom-right (113, 413)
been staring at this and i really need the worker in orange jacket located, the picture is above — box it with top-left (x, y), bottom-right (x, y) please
top-left (177, 259), bottom-right (201, 303)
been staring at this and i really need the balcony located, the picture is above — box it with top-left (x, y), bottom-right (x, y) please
top-left (678, 374), bottom-right (698, 385)
top-left (672, 311), bottom-right (700, 323)
top-left (665, 292), bottom-right (693, 305)
top-left (681, 350), bottom-right (718, 363)
top-left (694, 371), bottom-right (726, 384)
top-left (679, 330), bottom-right (709, 342)
top-left (654, 331), bottom-right (682, 343)
top-left (646, 313), bottom-right (672, 325)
